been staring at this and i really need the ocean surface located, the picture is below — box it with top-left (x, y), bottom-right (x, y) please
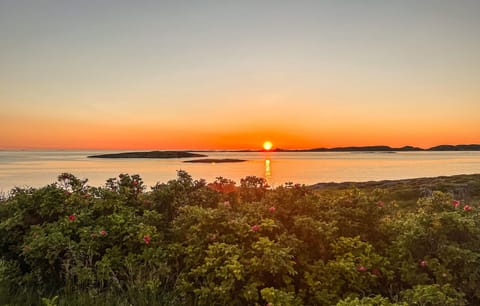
top-left (1, 150), bottom-right (480, 193)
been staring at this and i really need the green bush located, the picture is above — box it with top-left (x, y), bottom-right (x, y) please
top-left (1, 172), bottom-right (479, 305)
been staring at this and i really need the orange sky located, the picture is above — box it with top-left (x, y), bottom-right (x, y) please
top-left (1, 109), bottom-right (478, 150)
top-left (1, 1), bottom-right (479, 150)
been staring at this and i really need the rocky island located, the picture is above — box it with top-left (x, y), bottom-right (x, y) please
top-left (183, 158), bottom-right (246, 163)
top-left (88, 151), bottom-right (207, 159)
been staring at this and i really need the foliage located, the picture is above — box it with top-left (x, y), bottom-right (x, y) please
top-left (1, 172), bottom-right (480, 305)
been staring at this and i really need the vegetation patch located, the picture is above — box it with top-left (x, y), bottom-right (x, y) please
top-left (1, 172), bottom-right (480, 305)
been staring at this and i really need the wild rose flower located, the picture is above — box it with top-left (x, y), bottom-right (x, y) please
top-left (222, 183), bottom-right (236, 193)
top-left (251, 225), bottom-right (260, 232)
top-left (463, 205), bottom-right (473, 211)
top-left (377, 201), bottom-right (384, 207)
top-left (269, 206), bottom-right (276, 213)
top-left (68, 215), bottom-right (76, 221)
top-left (143, 235), bottom-right (151, 244)
top-left (223, 201), bottom-right (231, 207)
top-left (356, 266), bottom-right (367, 272)
top-left (207, 182), bottom-right (236, 194)
top-left (452, 200), bottom-right (460, 208)
top-left (419, 260), bottom-right (427, 267)
top-left (99, 230), bottom-right (107, 236)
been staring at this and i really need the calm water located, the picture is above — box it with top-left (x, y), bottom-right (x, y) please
top-left (1, 150), bottom-right (480, 192)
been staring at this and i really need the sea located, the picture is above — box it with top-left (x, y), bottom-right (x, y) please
top-left (1, 150), bottom-right (480, 193)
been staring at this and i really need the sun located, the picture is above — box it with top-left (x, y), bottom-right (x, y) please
top-left (263, 141), bottom-right (273, 151)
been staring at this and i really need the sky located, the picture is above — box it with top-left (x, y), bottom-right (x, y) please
top-left (1, 0), bottom-right (479, 150)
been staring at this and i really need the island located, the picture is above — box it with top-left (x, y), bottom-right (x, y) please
top-left (427, 144), bottom-right (480, 151)
top-left (183, 158), bottom-right (246, 163)
top-left (88, 151), bottom-right (207, 159)
top-left (274, 144), bottom-right (480, 152)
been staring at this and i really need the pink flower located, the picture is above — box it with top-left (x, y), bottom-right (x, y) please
top-left (463, 205), bottom-right (473, 211)
top-left (356, 266), bottom-right (367, 272)
top-left (99, 230), bottom-right (107, 236)
top-left (377, 201), bottom-right (384, 207)
top-left (419, 260), bottom-right (427, 267)
top-left (223, 201), bottom-right (231, 207)
top-left (143, 235), bottom-right (151, 245)
top-left (268, 206), bottom-right (276, 213)
top-left (132, 180), bottom-right (138, 186)
top-left (68, 215), bottom-right (76, 221)
top-left (452, 200), bottom-right (460, 208)
top-left (251, 225), bottom-right (260, 232)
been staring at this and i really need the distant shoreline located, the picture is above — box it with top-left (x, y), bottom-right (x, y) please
top-left (195, 144), bottom-right (480, 152)
top-left (85, 145), bottom-right (480, 159)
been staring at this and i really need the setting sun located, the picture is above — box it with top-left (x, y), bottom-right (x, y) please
top-left (263, 141), bottom-right (273, 151)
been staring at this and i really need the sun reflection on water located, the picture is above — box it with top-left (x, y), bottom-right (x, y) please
top-left (265, 158), bottom-right (271, 182)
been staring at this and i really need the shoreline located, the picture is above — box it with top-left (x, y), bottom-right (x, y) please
top-left (310, 173), bottom-right (480, 188)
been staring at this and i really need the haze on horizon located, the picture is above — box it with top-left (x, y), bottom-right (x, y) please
top-left (1, 1), bottom-right (479, 150)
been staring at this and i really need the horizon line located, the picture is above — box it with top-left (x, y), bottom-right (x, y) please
top-left (1, 143), bottom-right (479, 152)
